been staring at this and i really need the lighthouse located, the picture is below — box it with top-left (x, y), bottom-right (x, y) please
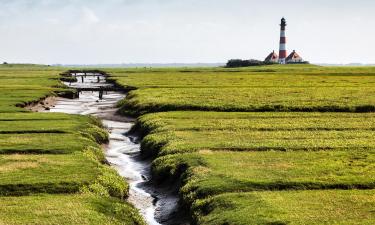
top-left (278, 18), bottom-right (287, 64)
top-left (264, 18), bottom-right (307, 65)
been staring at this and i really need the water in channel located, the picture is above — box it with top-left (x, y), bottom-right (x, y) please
top-left (45, 73), bottom-right (182, 225)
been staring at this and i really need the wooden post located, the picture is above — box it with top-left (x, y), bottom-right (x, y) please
top-left (99, 87), bottom-right (103, 100)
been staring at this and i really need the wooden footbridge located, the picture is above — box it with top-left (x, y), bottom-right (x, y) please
top-left (66, 69), bottom-right (109, 76)
top-left (61, 70), bottom-right (128, 99)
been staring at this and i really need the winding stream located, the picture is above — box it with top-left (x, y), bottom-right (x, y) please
top-left (45, 73), bottom-right (183, 225)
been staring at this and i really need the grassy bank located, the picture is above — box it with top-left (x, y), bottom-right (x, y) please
top-left (0, 65), bottom-right (68, 112)
top-left (0, 65), bottom-right (145, 225)
top-left (194, 190), bottom-right (375, 225)
top-left (0, 153), bottom-right (101, 195)
top-left (0, 113), bottom-right (107, 154)
top-left (3, 64), bottom-right (375, 224)
top-left (133, 111), bottom-right (375, 224)
top-left (109, 66), bottom-right (375, 224)
top-left (0, 194), bottom-right (143, 225)
top-left (137, 111), bottom-right (375, 224)
top-left (105, 65), bottom-right (375, 224)
top-left (138, 112), bottom-right (375, 156)
top-left (137, 111), bottom-right (375, 184)
top-left (107, 65), bottom-right (375, 115)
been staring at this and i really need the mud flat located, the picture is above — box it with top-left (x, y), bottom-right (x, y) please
top-left (26, 96), bottom-right (57, 112)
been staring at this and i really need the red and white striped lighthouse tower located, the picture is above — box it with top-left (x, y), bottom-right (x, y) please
top-left (278, 18), bottom-right (287, 64)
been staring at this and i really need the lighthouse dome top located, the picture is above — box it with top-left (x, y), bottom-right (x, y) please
top-left (280, 18), bottom-right (287, 27)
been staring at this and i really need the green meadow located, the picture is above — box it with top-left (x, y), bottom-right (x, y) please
top-left (0, 65), bottom-right (145, 225)
top-left (0, 113), bottom-right (107, 154)
top-left (2, 64), bottom-right (375, 224)
top-left (136, 112), bottom-right (375, 224)
top-left (195, 190), bottom-right (375, 225)
top-left (108, 65), bottom-right (375, 115)
top-left (0, 194), bottom-right (143, 225)
top-left (0, 65), bottom-right (65, 112)
top-left (106, 65), bottom-right (375, 224)
top-left (138, 112), bottom-right (375, 156)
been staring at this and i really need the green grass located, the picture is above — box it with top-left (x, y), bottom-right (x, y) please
top-left (173, 150), bottom-right (375, 200)
top-left (0, 133), bottom-right (92, 154)
top-left (0, 113), bottom-right (93, 133)
top-left (136, 111), bottom-right (375, 132)
top-left (120, 86), bottom-right (375, 115)
top-left (107, 65), bottom-right (375, 115)
top-left (0, 65), bottom-right (67, 112)
top-left (140, 113), bottom-right (375, 194)
top-left (0, 113), bottom-right (108, 154)
top-left (194, 190), bottom-right (375, 225)
top-left (0, 194), bottom-right (145, 225)
top-left (107, 65), bottom-right (375, 89)
top-left (3, 65), bottom-right (375, 224)
top-left (138, 112), bottom-right (375, 156)
top-left (0, 65), bottom-right (144, 224)
top-left (0, 149), bottom-right (128, 198)
top-left (134, 110), bottom-right (375, 224)
top-left (0, 153), bottom-right (100, 195)
top-left (106, 66), bottom-right (375, 224)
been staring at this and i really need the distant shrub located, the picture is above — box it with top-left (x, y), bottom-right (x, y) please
top-left (226, 59), bottom-right (275, 68)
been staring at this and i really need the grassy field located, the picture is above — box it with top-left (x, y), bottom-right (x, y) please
top-left (107, 65), bottom-right (375, 115)
top-left (0, 64), bottom-right (67, 112)
top-left (2, 64), bottom-right (375, 224)
top-left (0, 113), bottom-right (107, 154)
top-left (0, 65), bottom-right (145, 225)
top-left (134, 111), bottom-right (375, 224)
top-left (194, 190), bottom-right (375, 225)
top-left (105, 65), bottom-right (375, 225)
top-left (0, 194), bottom-right (144, 225)
top-left (0, 153), bottom-right (100, 195)
top-left (138, 112), bottom-right (375, 156)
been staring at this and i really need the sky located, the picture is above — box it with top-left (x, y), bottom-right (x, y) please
top-left (0, 0), bottom-right (374, 64)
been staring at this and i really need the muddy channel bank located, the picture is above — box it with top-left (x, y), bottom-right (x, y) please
top-left (36, 73), bottom-right (189, 225)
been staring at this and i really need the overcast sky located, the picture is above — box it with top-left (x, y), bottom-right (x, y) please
top-left (0, 0), bottom-right (374, 64)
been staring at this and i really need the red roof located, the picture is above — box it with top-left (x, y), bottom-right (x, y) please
top-left (265, 51), bottom-right (279, 62)
top-left (286, 50), bottom-right (302, 61)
